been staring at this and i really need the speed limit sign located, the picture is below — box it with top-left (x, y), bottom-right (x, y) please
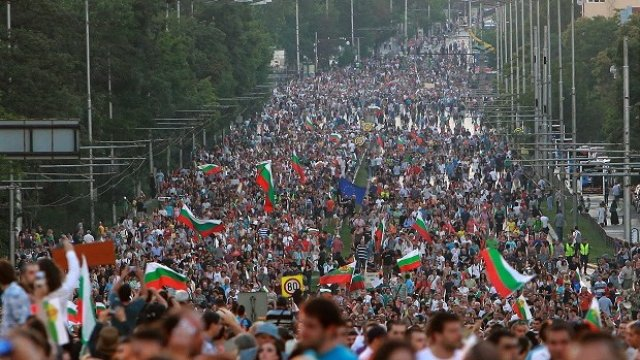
top-left (281, 275), bottom-right (304, 297)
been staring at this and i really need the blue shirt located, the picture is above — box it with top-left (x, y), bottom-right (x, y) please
top-left (406, 279), bottom-right (415, 295)
top-left (0, 282), bottom-right (30, 336)
top-left (318, 344), bottom-right (357, 360)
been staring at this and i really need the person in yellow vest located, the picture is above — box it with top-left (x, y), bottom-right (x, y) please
top-left (578, 241), bottom-right (590, 275)
top-left (564, 241), bottom-right (576, 265)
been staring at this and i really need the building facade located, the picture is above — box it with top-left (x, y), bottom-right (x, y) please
top-left (582, 0), bottom-right (640, 18)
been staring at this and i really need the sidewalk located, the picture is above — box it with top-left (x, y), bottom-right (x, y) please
top-left (584, 194), bottom-right (640, 243)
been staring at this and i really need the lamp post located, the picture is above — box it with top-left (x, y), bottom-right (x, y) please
top-left (623, 37), bottom-right (631, 242)
top-left (85, 0), bottom-right (95, 230)
top-left (296, 0), bottom-right (301, 78)
top-left (571, 0), bottom-right (578, 227)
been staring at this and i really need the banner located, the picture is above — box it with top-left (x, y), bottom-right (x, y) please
top-left (338, 178), bottom-right (366, 205)
top-left (52, 241), bottom-right (116, 270)
top-left (281, 275), bottom-right (304, 298)
top-left (364, 272), bottom-right (383, 290)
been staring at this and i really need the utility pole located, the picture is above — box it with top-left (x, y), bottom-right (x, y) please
top-left (9, 173), bottom-right (15, 267)
top-left (509, 1), bottom-right (515, 136)
top-left (557, 0), bottom-right (564, 191)
top-left (546, 0), bottom-right (552, 160)
top-left (86, 0), bottom-right (95, 230)
top-left (503, 4), bottom-right (508, 90)
top-left (509, 0), bottom-right (520, 96)
top-left (315, 31), bottom-right (318, 69)
top-left (623, 37), bottom-right (631, 242)
top-left (295, 0), bottom-right (300, 79)
top-left (111, 145), bottom-right (116, 225)
top-left (6, 1), bottom-right (10, 46)
top-left (108, 53), bottom-right (115, 226)
top-left (521, 0), bottom-right (526, 93)
top-left (542, 25), bottom-right (548, 180)
top-left (351, 0), bottom-right (355, 52)
top-left (557, 0), bottom-right (563, 127)
top-left (496, 6), bottom-right (501, 95)
top-left (534, 25), bottom-right (540, 176)
top-left (571, 0), bottom-right (578, 227)
top-left (529, 0), bottom-right (534, 87)
top-left (404, 0), bottom-right (408, 54)
top-left (149, 132), bottom-right (154, 176)
top-left (179, 138), bottom-right (183, 169)
top-left (509, 1), bottom-right (514, 97)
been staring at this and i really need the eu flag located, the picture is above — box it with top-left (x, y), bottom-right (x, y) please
top-left (338, 178), bottom-right (366, 205)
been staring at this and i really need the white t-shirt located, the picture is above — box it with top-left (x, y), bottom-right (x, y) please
top-left (416, 348), bottom-right (462, 360)
top-left (540, 215), bottom-right (549, 228)
top-left (358, 347), bottom-right (373, 360)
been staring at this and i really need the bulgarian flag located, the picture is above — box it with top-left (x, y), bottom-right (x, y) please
top-left (397, 250), bottom-right (421, 272)
top-left (512, 295), bottom-right (533, 321)
top-left (177, 205), bottom-right (225, 237)
top-left (144, 262), bottom-right (188, 291)
top-left (329, 133), bottom-right (342, 143)
top-left (412, 212), bottom-right (432, 242)
top-left (256, 161), bottom-right (276, 213)
top-left (349, 274), bottom-right (365, 291)
top-left (584, 297), bottom-right (602, 330)
top-left (374, 221), bottom-right (385, 251)
top-left (79, 256), bottom-right (96, 344)
top-left (197, 164), bottom-right (222, 176)
top-left (67, 301), bottom-right (80, 325)
top-left (291, 152), bottom-right (307, 184)
top-left (319, 262), bottom-right (355, 285)
top-left (305, 117), bottom-right (315, 130)
top-left (95, 302), bottom-right (107, 316)
top-left (481, 248), bottom-right (534, 298)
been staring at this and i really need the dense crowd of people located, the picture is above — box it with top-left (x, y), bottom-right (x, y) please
top-left (3, 27), bottom-right (640, 360)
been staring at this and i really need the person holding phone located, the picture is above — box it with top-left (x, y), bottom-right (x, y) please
top-left (0, 260), bottom-right (31, 336)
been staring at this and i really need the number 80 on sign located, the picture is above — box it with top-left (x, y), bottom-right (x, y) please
top-left (281, 275), bottom-right (304, 297)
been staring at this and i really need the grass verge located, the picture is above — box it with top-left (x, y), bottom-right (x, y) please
top-left (541, 199), bottom-right (612, 261)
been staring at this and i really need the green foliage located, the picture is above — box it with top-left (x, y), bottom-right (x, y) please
top-left (0, 0), bottom-right (273, 230)
top-left (484, 3), bottom-right (640, 148)
top-left (256, 0), bottom-right (447, 69)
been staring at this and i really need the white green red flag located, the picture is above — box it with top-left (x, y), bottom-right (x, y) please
top-left (584, 297), bottom-right (602, 330)
top-left (412, 212), bottom-right (432, 242)
top-left (319, 262), bottom-right (355, 285)
top-left (95, 302), bottom-right (107, 316)
top-left (512, 295), bottom-right (532, 321)
top-left (329, 133), bottom-right (342, 143)
top-left (481, 248), bottom-right (534, 298)
top-left (305, 117), bottom-right (315, 130)
top-left (291, 152), bottom-right (307, 184)
top-left (397, 250), bottom-right (421, 272)
top-left (79, 256), bottom-right (96, 344)
top-left (197, 164), bottom-right (222, 176)
top-left (144, 262), bottom-right (188, 291)
top-left (256, 161), bottom-right (276, 213)
top-left (67, 301), bottom-right (80, 325)
top-left (349, 274), bottom-right (365, 291)
top-left (176, 205), bottom-right (224, 237)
